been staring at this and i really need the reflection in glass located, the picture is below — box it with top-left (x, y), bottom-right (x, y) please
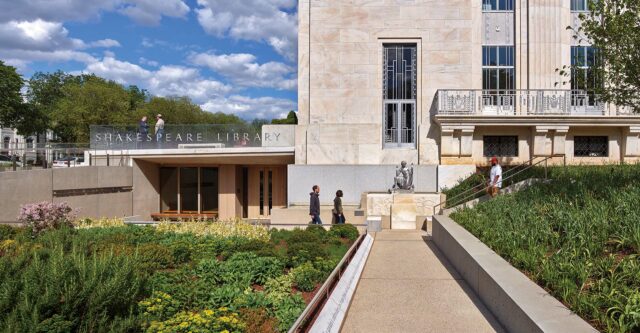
top-left (201, 168), bottom-right (219, 214)
top-left (160, 167), bottom-right (178, 213)
top-left (180, 167), bottom-right (198, 213)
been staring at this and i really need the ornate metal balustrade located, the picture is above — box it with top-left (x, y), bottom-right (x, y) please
top-left (436, 89), bottom-right (622, 116)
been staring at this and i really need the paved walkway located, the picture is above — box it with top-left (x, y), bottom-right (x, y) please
top-left (341, 230), bottom-right (504, 333)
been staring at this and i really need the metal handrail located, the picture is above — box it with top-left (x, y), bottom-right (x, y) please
top-left (288, 233), bottom-right (366, 333)
top-left (433, 154), bottom-right (566, 215)
top-left (436, 156), bottom-right (541, 209)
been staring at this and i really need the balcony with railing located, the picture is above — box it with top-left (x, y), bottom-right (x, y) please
top-left (436, 90), bottom-right (633, 116)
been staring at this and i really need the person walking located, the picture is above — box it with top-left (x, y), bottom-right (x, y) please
top-left (332, 190), bottom-right (345, 224)
top-left (309, 185), bottom-right (322, 225)
top-left (155, 114), bottom-right (165, 144)
top-left (487, 156), bottom-right (502, 197)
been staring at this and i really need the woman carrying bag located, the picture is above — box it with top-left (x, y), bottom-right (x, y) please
top-left (332, 190), bottom-right (345, 224)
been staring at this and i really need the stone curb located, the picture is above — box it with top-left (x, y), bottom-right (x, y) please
top-left (309, 234), bottom-right (374, 333)
top-left (432, 215), bottom-right (597, 333)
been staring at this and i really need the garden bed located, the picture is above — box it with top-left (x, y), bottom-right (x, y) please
top-left (450, 165), bottom-right (640, 333)
top-left (0, 218), bottom-right (359, 332)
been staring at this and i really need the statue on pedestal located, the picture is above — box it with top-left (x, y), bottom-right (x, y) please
top-left (391, 161), bottom-right (414, 192)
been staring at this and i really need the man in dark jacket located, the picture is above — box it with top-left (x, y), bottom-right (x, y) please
top-left (309, 185), bottom-right (322, 225)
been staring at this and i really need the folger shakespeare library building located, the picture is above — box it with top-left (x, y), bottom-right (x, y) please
top-left (2, 0), bottom-right (640, 227)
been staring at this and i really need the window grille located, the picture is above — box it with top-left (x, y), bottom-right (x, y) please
top-left (574, 136), bottom-right (608, 157)
top-left (483, 136), bottom-right (518, 157)
top-left (482, 0), bottom-right (514, 11)
top-left (383, 44), bottom-right (417, 148)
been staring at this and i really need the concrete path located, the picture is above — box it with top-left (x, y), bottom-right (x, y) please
top-left (341, 230), bottom-right (504, 333)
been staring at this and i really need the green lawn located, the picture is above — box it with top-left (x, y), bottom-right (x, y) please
top-left (450, 165), bottom-right (640, 332)
top-left (0, 222), bottom-right (358, 333)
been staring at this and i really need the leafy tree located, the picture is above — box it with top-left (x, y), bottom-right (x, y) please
top-left (271, 111), bottom-right (298, 124)
top-left (569, 0), bottom-right (640, 112)
top-left (51, 75), bottom-right (132, 142)
top-left (126, 85), bottom-right (148, 112)
top-left (24, 71), bottom-right (76, 138)
top-left (136, 96), bottom-right (245, 126)
top-left (0, 61), bottom-right (26, 131)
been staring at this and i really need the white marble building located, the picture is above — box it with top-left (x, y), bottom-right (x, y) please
top-left (295, 0), bottom-right (640, 170)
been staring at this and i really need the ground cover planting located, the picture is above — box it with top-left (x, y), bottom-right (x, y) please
top-left (450, 165), bottom-right (640, 332)
top-left (0, 215), bottom-right (359, 333)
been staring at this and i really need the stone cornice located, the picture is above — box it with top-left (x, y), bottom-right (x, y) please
top-left (434, 115), bottom-right (640, 127)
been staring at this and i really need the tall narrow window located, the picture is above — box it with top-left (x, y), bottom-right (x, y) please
top-left (180, 167), bottom-right (198, 213)
top-left (571, 0), bottom-right (589, 11)
top-left (383, 44), bottom-right (417, 148)
top-left (482, 0), bottom-right (514, 11)
top-left (259, 170), bottom-right (264, 216)
top-left (571, 46), bottom-right (599, 91)
top-left (201, 168), bottom-right (219, 214)
top-left (482, 46), bottom-right (515, 111)
top-left (160, 167), bottom-right (178, 213)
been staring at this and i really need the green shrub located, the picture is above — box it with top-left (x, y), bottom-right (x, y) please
top-left (136, 243), bottom-right (175, 270)
top-left (329, 224), bottom-right (359, 241)
top-left (291, 263), bottom-right (323, 292)
top-left (287, 241), bottom-right (327, 267)
top-left (0, 225), bottom-right (16, 241)
top-left (0, 240), bottom-right (146, 332)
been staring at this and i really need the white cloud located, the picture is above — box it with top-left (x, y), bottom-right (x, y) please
top-left (85, 56), bottom-right (153, 84)
top-left (0, 0), bottom-right (190, 26)
top-left (119, 0), bottom-right (190, 26)
top-left (189, 52), bottom-right (296, 90)
top-left (0, 20), bottom-right (84, 52)
top-left (82, 56), bottom-right (294, 119)
top-left (202, 95), bottom-right (296, 119)
top-left (88, 39), bottom-right (121, 48)
top-left (139, 57), bottom-right (160, 67)
top-left (196, 0), bottom-right (298, 61)
top-left (0, 19), bottom-right (122, 70)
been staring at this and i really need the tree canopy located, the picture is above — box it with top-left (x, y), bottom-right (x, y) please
top-left (0, 68), bottom-right (288, 143)
top-left (572, 0), bottom-right (640, 112)
top-left (0, 61), bottom-right (26, 131)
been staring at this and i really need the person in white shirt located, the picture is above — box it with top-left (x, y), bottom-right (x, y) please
top-left (155, 114), bottom-right (165, 142)
top-left (487, 156), bottom-right (502, 197)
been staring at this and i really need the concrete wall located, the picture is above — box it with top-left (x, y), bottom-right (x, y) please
top-left (287, 165), bottom-right (437, 206)
top-left (132, 160), bottom-right (159, 220)
top-left (0, 167), bottom-right (133, 222)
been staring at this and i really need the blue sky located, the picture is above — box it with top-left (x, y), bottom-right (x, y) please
top-left (0, 0), bottom-right (298, 119)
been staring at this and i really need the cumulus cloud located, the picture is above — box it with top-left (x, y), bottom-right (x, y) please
top-left (81, 55), bottom-right (294, 119)
top-left (0, 0), bottom-right (190, 26)
top-left (189, 52), bottom-right (296, 90)
top-left (83, 56), bottom-right (231, 104)
top-left (139, 57), bottom-right (160, 67)
top-left (88, 39), bottom-right (121, 48)
top-left (195, 0), bottom-right (297, 61)
top-left (118, 0), bottom-right (190, 26)
top-left (0, 19), bottom-right (122, 69)
top-left (0, 20), bottom-right (84, 51)
top-left (202, 95), bottom-right (296, 119)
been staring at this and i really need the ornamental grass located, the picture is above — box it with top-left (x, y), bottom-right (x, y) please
top-left (451, 164), bottom-right (640, 333)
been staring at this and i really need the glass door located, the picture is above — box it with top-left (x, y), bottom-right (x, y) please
top-left (384, 101), bottom-right (416, 148)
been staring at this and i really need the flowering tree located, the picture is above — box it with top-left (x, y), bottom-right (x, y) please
top-left (18, 202), bottom-right (76, 235)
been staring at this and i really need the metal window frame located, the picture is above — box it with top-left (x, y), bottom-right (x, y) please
top-left (483, 135), bottom-right (519, 157)
top-left (574, 136), bottom-right (609, 157)
top-left (383, 43), bottom-right (418, 149)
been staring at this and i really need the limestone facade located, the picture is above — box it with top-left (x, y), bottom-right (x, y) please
top-left (298, 0), bottom-right (640, 167)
